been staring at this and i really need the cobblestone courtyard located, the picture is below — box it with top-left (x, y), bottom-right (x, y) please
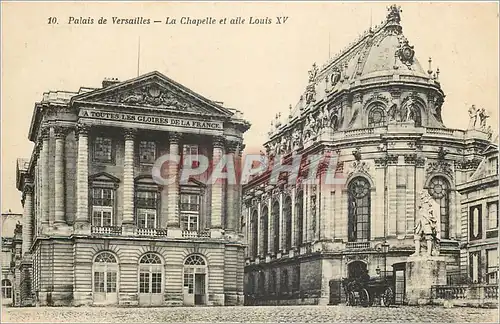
top-left (2, 305), bottom-right (498, 323)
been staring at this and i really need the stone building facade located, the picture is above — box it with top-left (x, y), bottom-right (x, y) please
top-left (1, 212), bottom-right (22, 306)
top-left (457, 143), bottom-right (498, 285)
top-left (15, 71), bottom-right (250, 306)
top-left (242, 6), bottom-right (497, 305)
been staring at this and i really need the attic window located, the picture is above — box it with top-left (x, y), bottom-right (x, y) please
top-left (139, 141), bottom-right (156, 164)
top-left (93, 136), bottom-right (113, 163)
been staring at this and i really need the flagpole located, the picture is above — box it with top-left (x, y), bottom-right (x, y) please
top-left (137, 36), bottom-right (141, 77)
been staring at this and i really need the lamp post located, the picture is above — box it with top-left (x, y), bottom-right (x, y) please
top-left (382, 241), bottom-right (390, 278)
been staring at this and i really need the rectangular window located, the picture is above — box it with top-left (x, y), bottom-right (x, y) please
top-left (487, 249), bottom-right (498, 284)
top-left (136, 191), bottom-right (158, 228)
top-left (184, 269), bottom-right (194, 294)
top-left (139, 272), bottom-right (150, 293)
top-left (94, 271), bottom-right (105, 293)
top-left (106, 272), bottom-right (117, 293)
top-left (92, 188), bottom-right (114, 227)
top-left (469, 204), bottom-right (482, 240)
top-left (488, 202), bottom-right (498, 230)
top-left (183, 144), bottom-right (199, 168)
top-left (93, 136), bottom-right (113, 162)
top-left (151, 272), bottom-right (162, 293)
top-left (139, 141), bottom-right (156, 164)
top-left (489, 157), bottom-right (498, 176)
top-left (180, 194), bottom-right (200, 231)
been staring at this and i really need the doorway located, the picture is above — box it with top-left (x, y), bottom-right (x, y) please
top-left (348, 261), bottom-right (367, 280)
top-left (92, 252), bottom-right (119, 305)
top-left (138, 253), bottom-right (164, 306)
top-left (183, 254), bottom-right (207, 306)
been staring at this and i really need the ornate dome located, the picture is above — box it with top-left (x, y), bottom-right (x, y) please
top-left (266, 4), bottom-right (447, 148)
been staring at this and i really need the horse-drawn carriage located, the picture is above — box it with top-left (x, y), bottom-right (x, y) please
top-left (342, 276), bottom-right (394, 307)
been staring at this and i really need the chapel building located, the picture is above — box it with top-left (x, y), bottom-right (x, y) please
top-left (242, 5), bottom-right (498, 305)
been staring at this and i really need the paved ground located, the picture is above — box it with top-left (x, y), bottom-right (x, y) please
top-left (2, 305), bottom-right (498, 323)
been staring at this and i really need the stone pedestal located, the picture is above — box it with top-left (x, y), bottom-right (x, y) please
top-left (405, 256), bottom-right (446, 305)
top-left (210, 228), bottom-right (224, 239)
top-left (167, 227), bottom-right (182, 238)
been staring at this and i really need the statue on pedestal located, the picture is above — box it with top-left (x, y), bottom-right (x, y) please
top-left (411, 190), bottom-right (440, 257)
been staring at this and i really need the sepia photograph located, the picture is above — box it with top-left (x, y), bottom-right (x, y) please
top-left (1, 1), bottom-right (498, 323)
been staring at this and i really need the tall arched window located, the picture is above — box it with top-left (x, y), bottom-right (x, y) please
top-left (295, 191), bottom-right (304, 247)
top-left (348, 177), bottom-right (371, 242)
top-left (139, 253), bottom-right (163, 294)
top-left (272, 201), bottom-right (280, 254)
top-left (183, 254), bottom-right (207, 305)
top-left (251, 210), bottom-right (258, 259)
top-left (1, 279), bottom-right (12, 299)
top-left (93, 252), bottom-right (118, 303)
top-left (368, 104), bottom-right (386, 127)
top-left (284, 196), bottom-right (292, 251)
top-left (260, 207), bottom-right (269, 256)
top-left (428, 176), bottom-right (451, 239)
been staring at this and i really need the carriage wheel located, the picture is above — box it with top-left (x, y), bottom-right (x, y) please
top-left (382, 287), bottom-right (394, 307)
top-left (359, 288), bottom-right (370, 307)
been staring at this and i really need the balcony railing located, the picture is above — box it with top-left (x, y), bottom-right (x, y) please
top-left (136, 228), bottom-right (168, 237)
top-left (345, 241), bottom-right (370, 250)
top-left (181, 230), bottom-right (211, 238)
top-left (91, 226), bottom-right (122, 235)
top-left (431, 284), bottom-right (499, 304)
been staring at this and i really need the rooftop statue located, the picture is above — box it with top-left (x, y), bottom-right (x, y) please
top-left (478, 107), bottom-right (489, 131)
top-left (411, 190), bottom-right (440, 257)
top-left (386, 4), bottom-right (402, 24)
top-left (308, 63), bottom-right (318, 83)
top-left (468, 105), bottom-right (478, 129)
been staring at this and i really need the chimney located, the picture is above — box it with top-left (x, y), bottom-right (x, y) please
top-left (102, 77), bottom-right (120, 88)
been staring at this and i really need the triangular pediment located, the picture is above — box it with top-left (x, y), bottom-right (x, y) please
top-left (468, 157), bottom-right (489, 182)
top-left (71, 71), bottom-right (233, 117)
top-left (89, 172), bottom-right (120, 183)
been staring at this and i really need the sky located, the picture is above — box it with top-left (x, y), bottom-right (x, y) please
top-left (2, 2), bottom-right (499, 213)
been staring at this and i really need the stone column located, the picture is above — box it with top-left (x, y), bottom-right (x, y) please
top-left (22, 184), bottom-right (34, 256)
top-left (236, 145), bottom-right (244, 234)
top-left (256, 200), bottom-right (262, 257)
top-left (225, 141), bottom-right (239, 234)
top-left (75, 124), bottom-right (90, 231)
top-left (34, 142), bottom-right (41, 235)
top-left (54, 127), bottom-right (67, 227)
top-left (210, 136), bottom-right (225, 237)
top-left (122, 129), bottom-right (136, 226)
top-left (166, 132), bottom-right (181, 232)
top-left (40, 126), bottom-right (50, 231)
